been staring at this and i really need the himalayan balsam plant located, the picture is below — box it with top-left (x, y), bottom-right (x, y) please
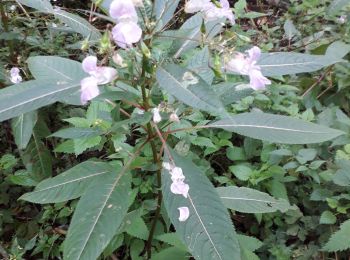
top-left (1, 0), bottom-right (349, 259)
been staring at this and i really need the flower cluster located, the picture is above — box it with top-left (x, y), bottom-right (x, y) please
top-left (109, 0), bottom-right (142, 49)
top-left (80, 56), bottom-right (117, 104)
top-left (163, 162), bottom-right (190, 222)
top-left (185, 0), bottom-right (235, 25)
top-left (225, 46), bottom-right (271, 90)
top-left (10, 67), bottom-right (22, 84)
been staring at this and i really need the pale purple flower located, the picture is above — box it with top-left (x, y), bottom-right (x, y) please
top-left (185, 0), bottom-right (211, 13)
top-left (80, 56), bottom-right (118, 104)
top-left (10, 67), bottom-right (22, 84)
top-left (178, 207), bottom-right (190, 222)
top-left (169, 111), bottom-right (180, 122)
top-left (337, 15), bottom-right (347, 24)
top-left (152, 107), bottom-right (162, 123)
top-left (109, 0), bottom-right (138, 23)
top-left (80, 77), bottom-right (99, 105)
top-left (170, 167), bottom-right (185, 182)
top-left (185, 0), bottom-right (235, 25)
top-left (170, 181), bottom-right (189, 198)
top-left (225, 46), bottom-right (271, 90)
top-left (111, 22), bottom-right (142, 49)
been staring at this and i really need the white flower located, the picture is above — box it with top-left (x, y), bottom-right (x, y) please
top-left (80, 56), bottom-right (118, 104)
top-left (178, 207), bottom-right (190, 222)
top-left (134, 107), bottom-right (145, 115)
top-left (109, 0), bottom-right (138, 23)
top-left (132, 0), bottom-right (143, 7)
top-left (225, 46), bottom-right (271, 90)
top-left (10, 5), bottom-right (16, 11)
top-left (152, 107), bottom-right (162, 123)
top-left (170, 181), bottom-right (189, 198)
top-left (185, 0), bottom-right (211, 13)
top-left (112, 52), bottom-right (126, 67)
top-left (10, 67), bottom-right (22, 84)
top-left (111, 21), bottom-right (142, 49)
top-left (169, 111), bottom-right (180, 122)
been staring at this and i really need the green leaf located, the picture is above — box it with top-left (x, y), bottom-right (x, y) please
top-left (327, 0), bottom-right (350, 14)
top-left (0, 79), bottom-right (80, 122)
top-left (229, 165), bottom-right (252, 181)
top-left (237, 234), bottom-right (263, 252)
top-left (217, 186), bottom-right (296, 213)
top-left (50, 127), bottom-right (104, 139)
top-left (172, 13), bottom-right (224, 58)
top-left (53, 9), bottom-right (101, 41)
top-left (154, 0), bottom-right (180, 30)
top-left (64, 166), bottom-right (131, 260)
top-left (156, 64), bottom-right (225, 115)
top-left (320, 211), bottom-right (337, 225)
top-left (152, 247), bottom-right (188, 260)
top-left (162, 150), bottom-right (240, 260)
top-left (258, 42), bottom-right (350, 76)
top-left (333, 160), bottom-right (350, 186)
top-left (323, 219), bottom-right (350, 252)
top-left (27, 56), bottom-right (86, 81)
top-left (73, 136), bottom-right (102, 156)
top-left (11, 111), bottom-right (38, 150)
top-left (187, 47), bottom-right (214, 85)
top-left (17, 0), bottom-right (53, 12)
top-left (19, 161), bottom-right (113, 203)
top-left (283, 19), bottom-right (300, 40)
top-left (207, 112), bottom-right (344, 144)
top-left (155, 233), bottom-right (188, 251)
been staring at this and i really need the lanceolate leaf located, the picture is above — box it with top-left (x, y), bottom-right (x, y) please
top-left (323, 219), bottom-right (350, 252)
top-left (162, 150), bottom-right (240, 260)
top-left (64, 167), bottom-right (131, 260)
top-left (258, 42), bottom-right (350, 76)
top-left (156, 64), bottom-right (225, 115)
top-left (207, 112), bottom-right (344, 144)
top-left (0, 79), bottom-right (80, 122)
top-left (217, 186), bottom-right (297, 213)
top-left (19, 161), bottom-right (113, 203)
top-left (27, 56), bottom-right (86, 81)
top-left (53, 9), bottom-right (101, 41)
top-left (11, 111), bottom-right (38, 150)
top-left (17, 0), bottom-right (53, 12)
top-left (154, 0), bottom-right (180, 30)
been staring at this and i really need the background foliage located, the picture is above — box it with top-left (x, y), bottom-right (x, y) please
top-left (1, 0), bottom-right (350, 259)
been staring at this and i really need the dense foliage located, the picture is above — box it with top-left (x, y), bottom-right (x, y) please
top-left (0, 0), bottom-right (350, 259)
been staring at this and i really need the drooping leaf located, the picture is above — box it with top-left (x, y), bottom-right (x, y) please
top-left (258, 42), bottom-right (350, 76)
top-left (0, 79), bottom-right (80, 122)
top-left (217, 186), bottom-right (297, 213)
top-left (154, 0), bottom-right (180, 30)
top-left (27, 56), bottom-right (86, 81)
top-left (50, 127), bottom-right (104, 139)
top-left (323, 219), bottom-right (350, 252)
top-left (156, 64), bottom-right (225, 115)
top-left (53, 9), bottom-right (102, 41)
top-left (17, 0), bottom-right (53, 12)
top-left (64, 166), bottom-right (131, 260)
top-left (19, 161), bottom-right (113, 203)
top-left (207, 112), bottom-right (344, 144)
top-left (11, 111), bottom-right (38, 150)
top-left (162, 150), bottom-right (240, 260)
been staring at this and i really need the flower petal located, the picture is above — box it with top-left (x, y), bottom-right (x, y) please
top-left (248, 69), bottom-right (271, 90)
top-left (170, 167), bottom-right (185, 182)
top-left (112, 22), bottom-right (142, 49)
top-left (185, 0), bottom-right (211, 13)
top-left (170, 181), bottom-right (189, 198)
top-left (225, 53), bottom-right (250, 75)
top-left (178, 207), bottom-right (190, 222)
top-left (247, 46), bottom-right (261, 62)
top-left (109, 0), bottom-right (138, 22)
top-left (82, 56), bottom-right (98, 74)
top-left (92, 67), bottom-right (118, 85)
top-left (152, 107), bottom-right (162, 123)
top-left (80, 76), bottom-right (100, 104)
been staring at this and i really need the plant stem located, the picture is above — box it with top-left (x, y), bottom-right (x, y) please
top-left (0, 3), bottom-right (15, 63)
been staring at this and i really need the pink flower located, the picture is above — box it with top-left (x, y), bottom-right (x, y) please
top-left (10, 67), bottom-right (22, 84)
top-left (111, 21), bottom-right (142, 49)
top-left (80, 56), bottom-right (118, 104)
top-left (170, 167), bottom-right (185, 182)
top-left (109, 0), bottom-right (138, 23)
top-left (225, 46), bottom-right (271, 90)
top-left (170, 181), bottom-right (189, 198)
top-left (178, 207), bottom-right (190, 222)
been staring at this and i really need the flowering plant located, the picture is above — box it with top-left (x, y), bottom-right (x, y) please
top-left (0, 0), bottom-right (349, 259)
